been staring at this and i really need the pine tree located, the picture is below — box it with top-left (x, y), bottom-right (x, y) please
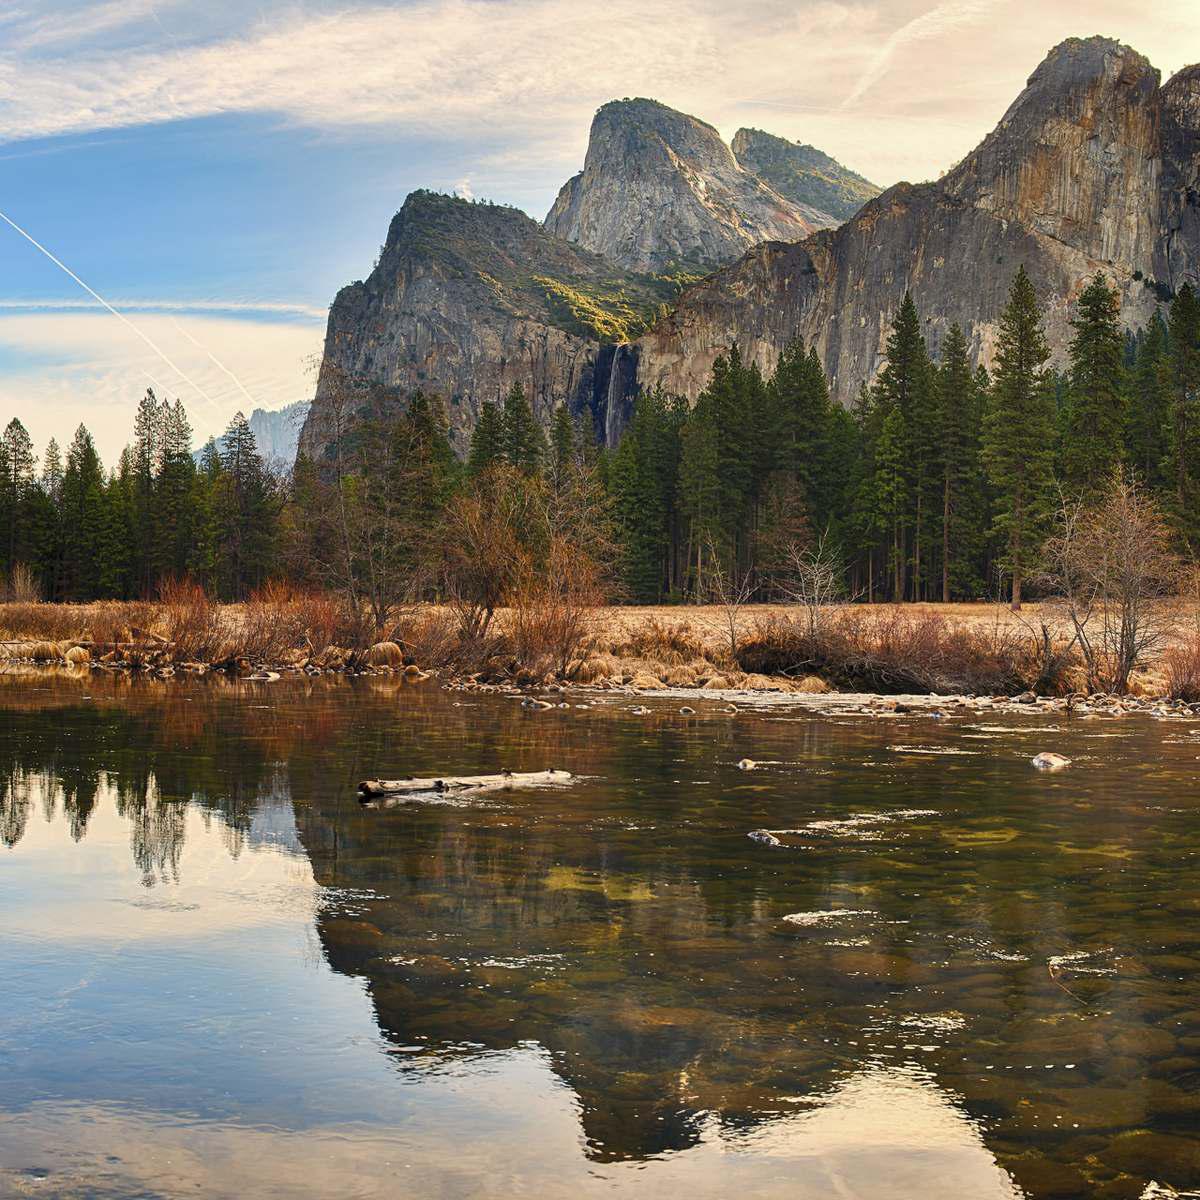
top-left (550, 405), bottom-right (576, 485)
top-left (871, 294), bottom-right (935, 598)
top-left (874, 405), bottom-right (908, 599)
top-left (1063, 273), bottom-right (1127, 495)
top-left (983, 266), bottom-right (1054, 609)
top-left (1166, 283), bottom-right (1200, 549)
top-left (500, 383), bottom-right (546, 475)
top-left (610, 388), bottom-right (684, 600)
top-left (0, 417), bottom-right (36, 576)
top-left (1126, 311), bottom-right (1170, 489)
top-left (60, 426), bottom-right (105, 600)
top-left (215, 413), bottom-right (276, 597)
top-left (467, 401), bottom-right (505, 476)
top-left (156, 400), bottom-right (197, 582)
top-left (130, 388), bottom-right (166, 595)
top-left (935, 325), bottom-right (987, 600)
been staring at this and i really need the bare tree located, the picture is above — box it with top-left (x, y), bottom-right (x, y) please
top-left (1040, 472), bottom-right (1180, 693)
top-left (780, 529), bottom-right (852, 638)
top-left (696, 536), bottom-right (755, 663)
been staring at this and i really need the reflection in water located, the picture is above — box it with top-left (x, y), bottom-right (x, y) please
top-left (2, 671), bottom-right (1200, 1197)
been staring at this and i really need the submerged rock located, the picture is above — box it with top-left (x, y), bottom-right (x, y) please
top-left (1032, 752), bottom-right (1072, 770)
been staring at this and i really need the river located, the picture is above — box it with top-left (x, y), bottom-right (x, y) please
top-left (1, 671), bottom-right (1198, 1198)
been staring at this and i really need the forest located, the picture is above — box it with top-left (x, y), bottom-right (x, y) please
top-left (1, 268), bottom-right (1198, 618)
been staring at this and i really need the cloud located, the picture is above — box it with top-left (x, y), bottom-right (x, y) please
top-left (0, 312), bottom-right (323, 465)
top-left (0, 298), bottom-right (328, 318)
top-left (0, 0), bottom-right (1194, 192)
top-left (841, 0), bottom-right (999, 109)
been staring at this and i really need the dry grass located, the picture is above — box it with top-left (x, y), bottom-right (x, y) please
top-left (1, 597), bottom-right (1196, 694)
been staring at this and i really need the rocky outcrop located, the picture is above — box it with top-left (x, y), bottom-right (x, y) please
top-left (302, 38), bottom-right (1199, 460)
top-left (544, 98), bottom-right (814, 273)
top-left (730, 128), bottom-right (879, 226)
top-left (629, 38), bottom-right (1200, 408)
top-left (299, 191), bottom-right (673, 460)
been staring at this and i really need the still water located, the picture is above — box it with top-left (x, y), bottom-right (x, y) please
top-left (1, 671), bottom-right (1199, 1199)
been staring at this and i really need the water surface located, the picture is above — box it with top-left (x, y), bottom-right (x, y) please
top-left (2, 671), bottom-right (1199, 1198)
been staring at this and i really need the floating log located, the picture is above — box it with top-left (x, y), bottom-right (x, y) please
top-left (358, 769), bottom-right (572, 801)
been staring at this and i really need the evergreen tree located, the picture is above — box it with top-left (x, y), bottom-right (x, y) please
top-left (874, 404), bottom-right (908, 599)
top-left (870, 295), bottom-right (934, 598)
top-left (1063, 273), bottom-right (1127, 494)
top-left (500, 383), bottom-right (546, 474)
top-left (1126, 311), bottom-right (1170, 489)
top-left (34, 437), bottom-right (64, 598)
top-left (983, 266), bottom-right (1054, 609)
top-left (156, 399), bottom-right (197, 581)
top-left (549, 404), bottom-right (577, 490)
top-left (609, 388), bottom-right (684, 600)
top-left (214, 413), bottom-right (276, 597)
top-left (467, 400), bottom-right (505, 476)
top-left (935, 324), bottom-right (987, 600)
top-left (60, 426), bottom-right (105, 599)
top-left (130, 388), bottom-right (166, 595)
top-left (1165, 283), bottom-right (1200, 549)
top-left (0, 417), bottom-right (36, 576)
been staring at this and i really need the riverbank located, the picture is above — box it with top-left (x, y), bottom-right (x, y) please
top-left (2, 598), bottom-right (1197, 701)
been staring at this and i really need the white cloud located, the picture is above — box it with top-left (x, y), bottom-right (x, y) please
top-left (0, 0), bottom-right (1195, 190)
top-left (841, 0), bottom-right (999, 109)
top-left (0, 297), bottom-right (329, 318)
top-left (0, 312), bottom-right (323, 465)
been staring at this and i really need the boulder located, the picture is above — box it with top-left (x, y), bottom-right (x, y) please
top-left (1032, 752), bottom-right (1072, 770)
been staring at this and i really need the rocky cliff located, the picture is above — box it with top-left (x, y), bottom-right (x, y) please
top-left (302, 38), bottom-right (1199, 461)
top-left (730, 128), bottom-right (880, 226)
top-left (299, 191), bottom-right (674, 460)
top-left (544, 98), bottom-right (815, 273)
top-left (629, 38), bottom-right (1200, 407)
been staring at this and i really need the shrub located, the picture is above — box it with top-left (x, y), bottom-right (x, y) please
top-left (1164, 634), bottom-right (1200, 702)
top-left (737, 608), bottom-right (1043, 695)
top-left (160, 578), bottom-right (225, 661)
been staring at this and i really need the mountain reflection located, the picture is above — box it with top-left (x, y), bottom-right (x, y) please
top-left (4, 671), bottom-right (1200, 1196)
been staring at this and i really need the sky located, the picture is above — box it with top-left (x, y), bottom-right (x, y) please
top-left (0, 0), bottom-right (1196, 464)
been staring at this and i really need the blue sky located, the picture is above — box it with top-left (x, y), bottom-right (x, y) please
top-left (0, 0), bottom-right (1195, 463)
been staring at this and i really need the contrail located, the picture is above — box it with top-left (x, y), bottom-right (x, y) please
top-left (169, 316), bottom-right (260, 410)
top-left (0, 205), bottom-right (223, 411)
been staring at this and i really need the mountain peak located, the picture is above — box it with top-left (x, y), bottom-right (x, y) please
top-left (544, 97), bottom-right (812, 273)
top-left (730, 128), bottom-right (880, 226)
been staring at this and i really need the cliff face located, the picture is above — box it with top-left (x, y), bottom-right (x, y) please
top-left (302, 38), bottom-right (1199, 462)
top-left (730, 128), bottom-right (880, 226)
top-left (544, 98), bottom-right (814, 273)
top-left (630, 37), bottom-right (1200, 408)
top-left (299, 191), bottom-right (672, 460)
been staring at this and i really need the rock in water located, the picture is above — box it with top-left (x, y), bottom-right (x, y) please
top-left (544, 98), bottom-right (813, 273)
top-left (1032, 752), bottom-right (1072, 770)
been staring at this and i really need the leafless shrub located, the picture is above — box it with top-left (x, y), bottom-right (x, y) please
top-left (1040, 473), bottom-right (1181, 694)
top-left (737, 607), bottom-right (1033, 695)
top-left (506, 536), bottom-right (606, 678)
top-left (441, 466), bottom-right (533, 641)
top-left (780, 531), bottom-right (854, 638)
top-left (159, 578), bottom-right (225, 661)
top-left (391, 607), bottom-right (460, 667)
top-left (2, 563), bottom-right (40, 603)
top-left (693, 537), bottom-right (755, 664)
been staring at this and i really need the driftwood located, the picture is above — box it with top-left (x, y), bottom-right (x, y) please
top-left (358, 769), bottom-right (572, 801)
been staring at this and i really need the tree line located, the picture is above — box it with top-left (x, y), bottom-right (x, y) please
top-left (0, 392), bottom-right (277, 602)
top-left (2, 267), bottom-right (1198, 614)
top-left (609, 268), bottom-right (1200, 608)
